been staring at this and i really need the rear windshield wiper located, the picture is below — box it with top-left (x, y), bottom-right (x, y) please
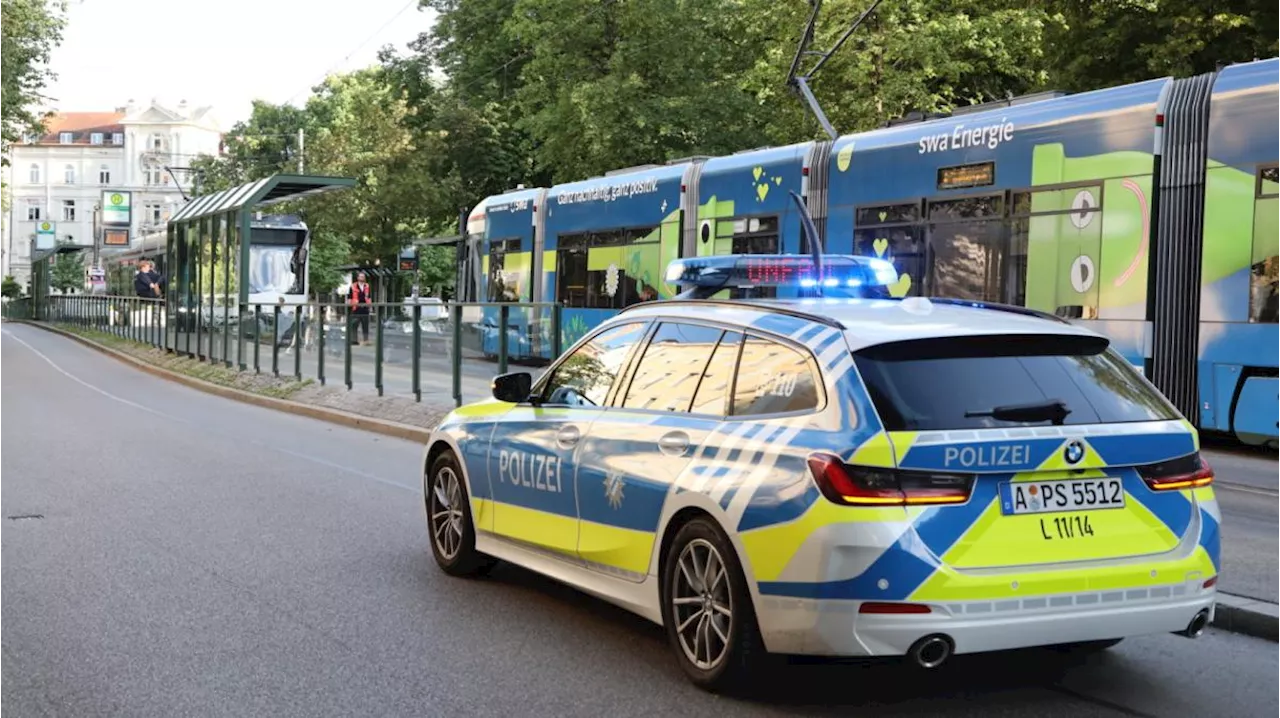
top-left (965, 399), bottom-right (1072, 425)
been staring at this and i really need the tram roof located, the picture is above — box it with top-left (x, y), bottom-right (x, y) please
top-left (169, 173), bottom-right (357, 225)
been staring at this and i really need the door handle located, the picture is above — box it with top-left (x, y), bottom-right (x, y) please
top-left (658, 431), bottom-right (690, 456)
top-left (556, 425), bottom-right (582, 448)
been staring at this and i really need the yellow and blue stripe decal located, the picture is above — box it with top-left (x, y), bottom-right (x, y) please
top-left (754, 426), bottom-right (1213, 600)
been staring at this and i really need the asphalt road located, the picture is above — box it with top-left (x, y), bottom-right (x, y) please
top-left (2, 322), bottom-right (1277, 718)
top-left (1199, 443), bottom-right (1279, 603)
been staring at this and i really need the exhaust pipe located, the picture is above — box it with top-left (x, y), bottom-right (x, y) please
top-left (908, 634), bottom-right (953, 669)
top-left (1177, 609), bottom-right (1210, 638)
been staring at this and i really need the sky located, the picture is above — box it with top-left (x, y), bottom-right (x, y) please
top-left (45, 0), bottom-right (438, 129)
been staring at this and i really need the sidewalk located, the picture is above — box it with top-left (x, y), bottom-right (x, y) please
top-left (1161, 443), bottom-right (1274, 641)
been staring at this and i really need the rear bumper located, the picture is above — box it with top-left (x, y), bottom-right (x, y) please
top-left (756, 582), bottom-right (1216, 657)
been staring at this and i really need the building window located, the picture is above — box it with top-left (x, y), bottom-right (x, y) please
top-left (64, 164), bottom-right (75, 184)
top-left (144, 203), bottom-right (163, 223)
top-left (62, 200), bottom-right (76, 222)
top-left (144, 167), bottom-right (165, 185)
top-left (59, 132), bottom-right (73, 144)
top-left (112, 132), bottom-right (123, 145)
top-left (99, 165), bottom-right (110, 184)
top-left (26, 201), bottom-right (41, 221)
top-left (90, 132), bottom-right (103, 145)
top-left (28, 164), bottom-right (40, 183)
top-left (150, 134), bottom-right (164, 150)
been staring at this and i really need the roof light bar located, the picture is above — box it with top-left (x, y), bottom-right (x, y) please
top-left (665, 253), bottom-right (898, 299)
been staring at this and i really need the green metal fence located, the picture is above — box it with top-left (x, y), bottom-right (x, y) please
top-left (1, 298), bottom-right (34, 320)
top-left (20, 294), bottom-right (562, 407)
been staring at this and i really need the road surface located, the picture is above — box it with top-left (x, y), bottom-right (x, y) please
top-left (2, 323), bottom-right (1276, 718)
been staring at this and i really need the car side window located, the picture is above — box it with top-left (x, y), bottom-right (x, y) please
top-left (730, 334), bottom-right (820, 416)
top-left (541, 322), bottom-right (648, 407)
top-left (690, 331), bottom-right (742, 415)
top-left (621, 322), bottom-right (725, 413)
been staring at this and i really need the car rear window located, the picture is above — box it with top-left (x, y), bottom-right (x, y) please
top-left (852, 334), bottom-right (1178, 431)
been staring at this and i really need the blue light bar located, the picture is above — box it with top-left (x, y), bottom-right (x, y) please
top-left (665, 254), bottom-right (898, 298)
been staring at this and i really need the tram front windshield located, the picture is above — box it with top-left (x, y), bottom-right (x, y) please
top-left (248, 228), bottom-right (304, 295)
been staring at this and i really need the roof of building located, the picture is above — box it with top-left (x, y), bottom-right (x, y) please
top-left (28, 112), bottom-right (126, 145)
top-left (617, 297), bottom-right (1101, 351)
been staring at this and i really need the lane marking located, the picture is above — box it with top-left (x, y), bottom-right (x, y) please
top-left (1214, 481), bottom-right (1279, 498)
top-left (1, 327), bottom-right (417, 493)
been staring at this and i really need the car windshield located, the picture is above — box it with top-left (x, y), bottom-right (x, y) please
top-left (852, 333), bottom-right (1178, 431)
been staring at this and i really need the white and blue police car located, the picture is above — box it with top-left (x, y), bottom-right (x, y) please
top-left (421, 252), bottom-right (1219, 692)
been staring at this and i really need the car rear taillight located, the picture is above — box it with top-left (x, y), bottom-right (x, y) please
top-left (807, 453), bottom-right (974, 506)
top-left (1138, 452), bottom-right (1214, 491)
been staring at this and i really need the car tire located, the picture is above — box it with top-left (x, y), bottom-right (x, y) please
top-left (425, 451), bottom-right (495, 578)
top-left (660, 516), bottom-right (766, 693)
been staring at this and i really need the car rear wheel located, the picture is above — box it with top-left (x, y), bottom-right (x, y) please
top-left (661, 516), bottom-right (766, 692)
top-left (425, 451), bottom-right (495, 577)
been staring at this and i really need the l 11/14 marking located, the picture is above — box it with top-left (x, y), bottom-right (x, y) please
top-left (1041, 514), bottom-right (1094, 540)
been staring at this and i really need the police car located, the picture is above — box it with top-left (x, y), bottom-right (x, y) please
top-left (421, 252), bottom-right (1219, 692)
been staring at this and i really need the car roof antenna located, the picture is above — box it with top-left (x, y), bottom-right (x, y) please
top-left (789, 190), bottom-right (825, 297)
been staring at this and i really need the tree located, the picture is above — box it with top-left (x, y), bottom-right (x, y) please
top-left (50, 249), bottom-right (84, 293)
top-left (416, 245), bottom-right (456, 296)
top-left (1, 0), bottom-right (67, 161)
top-left (189, 100), bottom-right (310, 194)
top-left (1042, 0), bottom-right (1278, 92)
top-left (298, 68), bottom-right (436, 265)
top-left (1, 274), bottom-right (23, 299)
top-left (306, 228), bottom-right (351, 298)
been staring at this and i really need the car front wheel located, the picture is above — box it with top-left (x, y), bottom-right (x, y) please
top-left (660, 516), bottom-right (766, 692)
top-left (425, 451), bottom-right (495, 577)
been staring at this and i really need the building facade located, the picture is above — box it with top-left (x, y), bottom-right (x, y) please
top-left (2, 99), bottom-right (222, 289)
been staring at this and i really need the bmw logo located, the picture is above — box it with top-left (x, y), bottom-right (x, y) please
top-left (1064, 440), bottom-right (1085, 465)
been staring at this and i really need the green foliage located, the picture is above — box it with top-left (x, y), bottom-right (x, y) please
top-left (1042, 0), bottom-right (1278, 92)
top-left (307, 228), bottom-right (351, 298)
top-left (1, 0), bottom-right (67, 162)
top-left (417, 245), bottom-right (457, 295)
top-left (187, 0), bottom-right (1277, 303)
top-left (1, 274), bottom-right (23, 299)
top-left (50, 250), bottom-right (84, 293)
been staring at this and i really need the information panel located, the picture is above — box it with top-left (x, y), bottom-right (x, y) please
top-left (937, 162), bottom-right (995, 190)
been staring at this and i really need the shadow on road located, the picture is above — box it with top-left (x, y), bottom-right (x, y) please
top-left (408, 552), bottom-right (1127, 715)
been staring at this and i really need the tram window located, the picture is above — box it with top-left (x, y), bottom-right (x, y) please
top-left (926, 195), bottom-right (1014, 303)
top-left (555, 227), bottom-right (658, 309)
top-left (488, 238), bottom-right (522, 302)
top-left (1258, 166), bottom-right (1279, 198)
top-left (1251, 166), bottom-right (1278, 323)
top-left (727, 215), bottom-right (779, 299)
top-left (855, 202), bottom-right (924, 298)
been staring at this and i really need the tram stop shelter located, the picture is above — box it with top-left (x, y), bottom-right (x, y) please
top-left (164, 173), bottom-right (356, 365)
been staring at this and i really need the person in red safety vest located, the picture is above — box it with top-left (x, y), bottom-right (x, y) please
top-left (349, 272), bottom-right (372, 345)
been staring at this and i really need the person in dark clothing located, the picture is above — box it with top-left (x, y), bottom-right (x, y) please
top-left (134, 260), bottom-right (164, 298)
top-left (349, 272), bottom-right (372, 345)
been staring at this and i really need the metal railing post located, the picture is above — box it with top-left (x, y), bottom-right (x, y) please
top-left (374, 303), bottom-right (384, 396)
top-left (552, 303), bottom-right (563, 357)
top-left (272, 304), bottom-right (281, 377)
top-left (318, 304), bottom-right (326, 386)
top-left (451, 302), bottom-right (463, 407)
top-left (344, 309), bottom-right (353, 390)
top-left (253, 304), bottom-right (261, 374)
top-left (294, 305), bottom-right (303, 381)
top-left (498, 304), bottom-right (509, 375)
top-left (412, 303), bottom-right (421, 402)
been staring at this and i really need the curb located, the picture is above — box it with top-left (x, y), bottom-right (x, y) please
top-left (1214, 592), bottom-right (1279, 642)
top-left (13, 321), bottom-right (435, 445)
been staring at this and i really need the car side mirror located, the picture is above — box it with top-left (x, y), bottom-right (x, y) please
top-left (492, 371), bottom-right (532, 403)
